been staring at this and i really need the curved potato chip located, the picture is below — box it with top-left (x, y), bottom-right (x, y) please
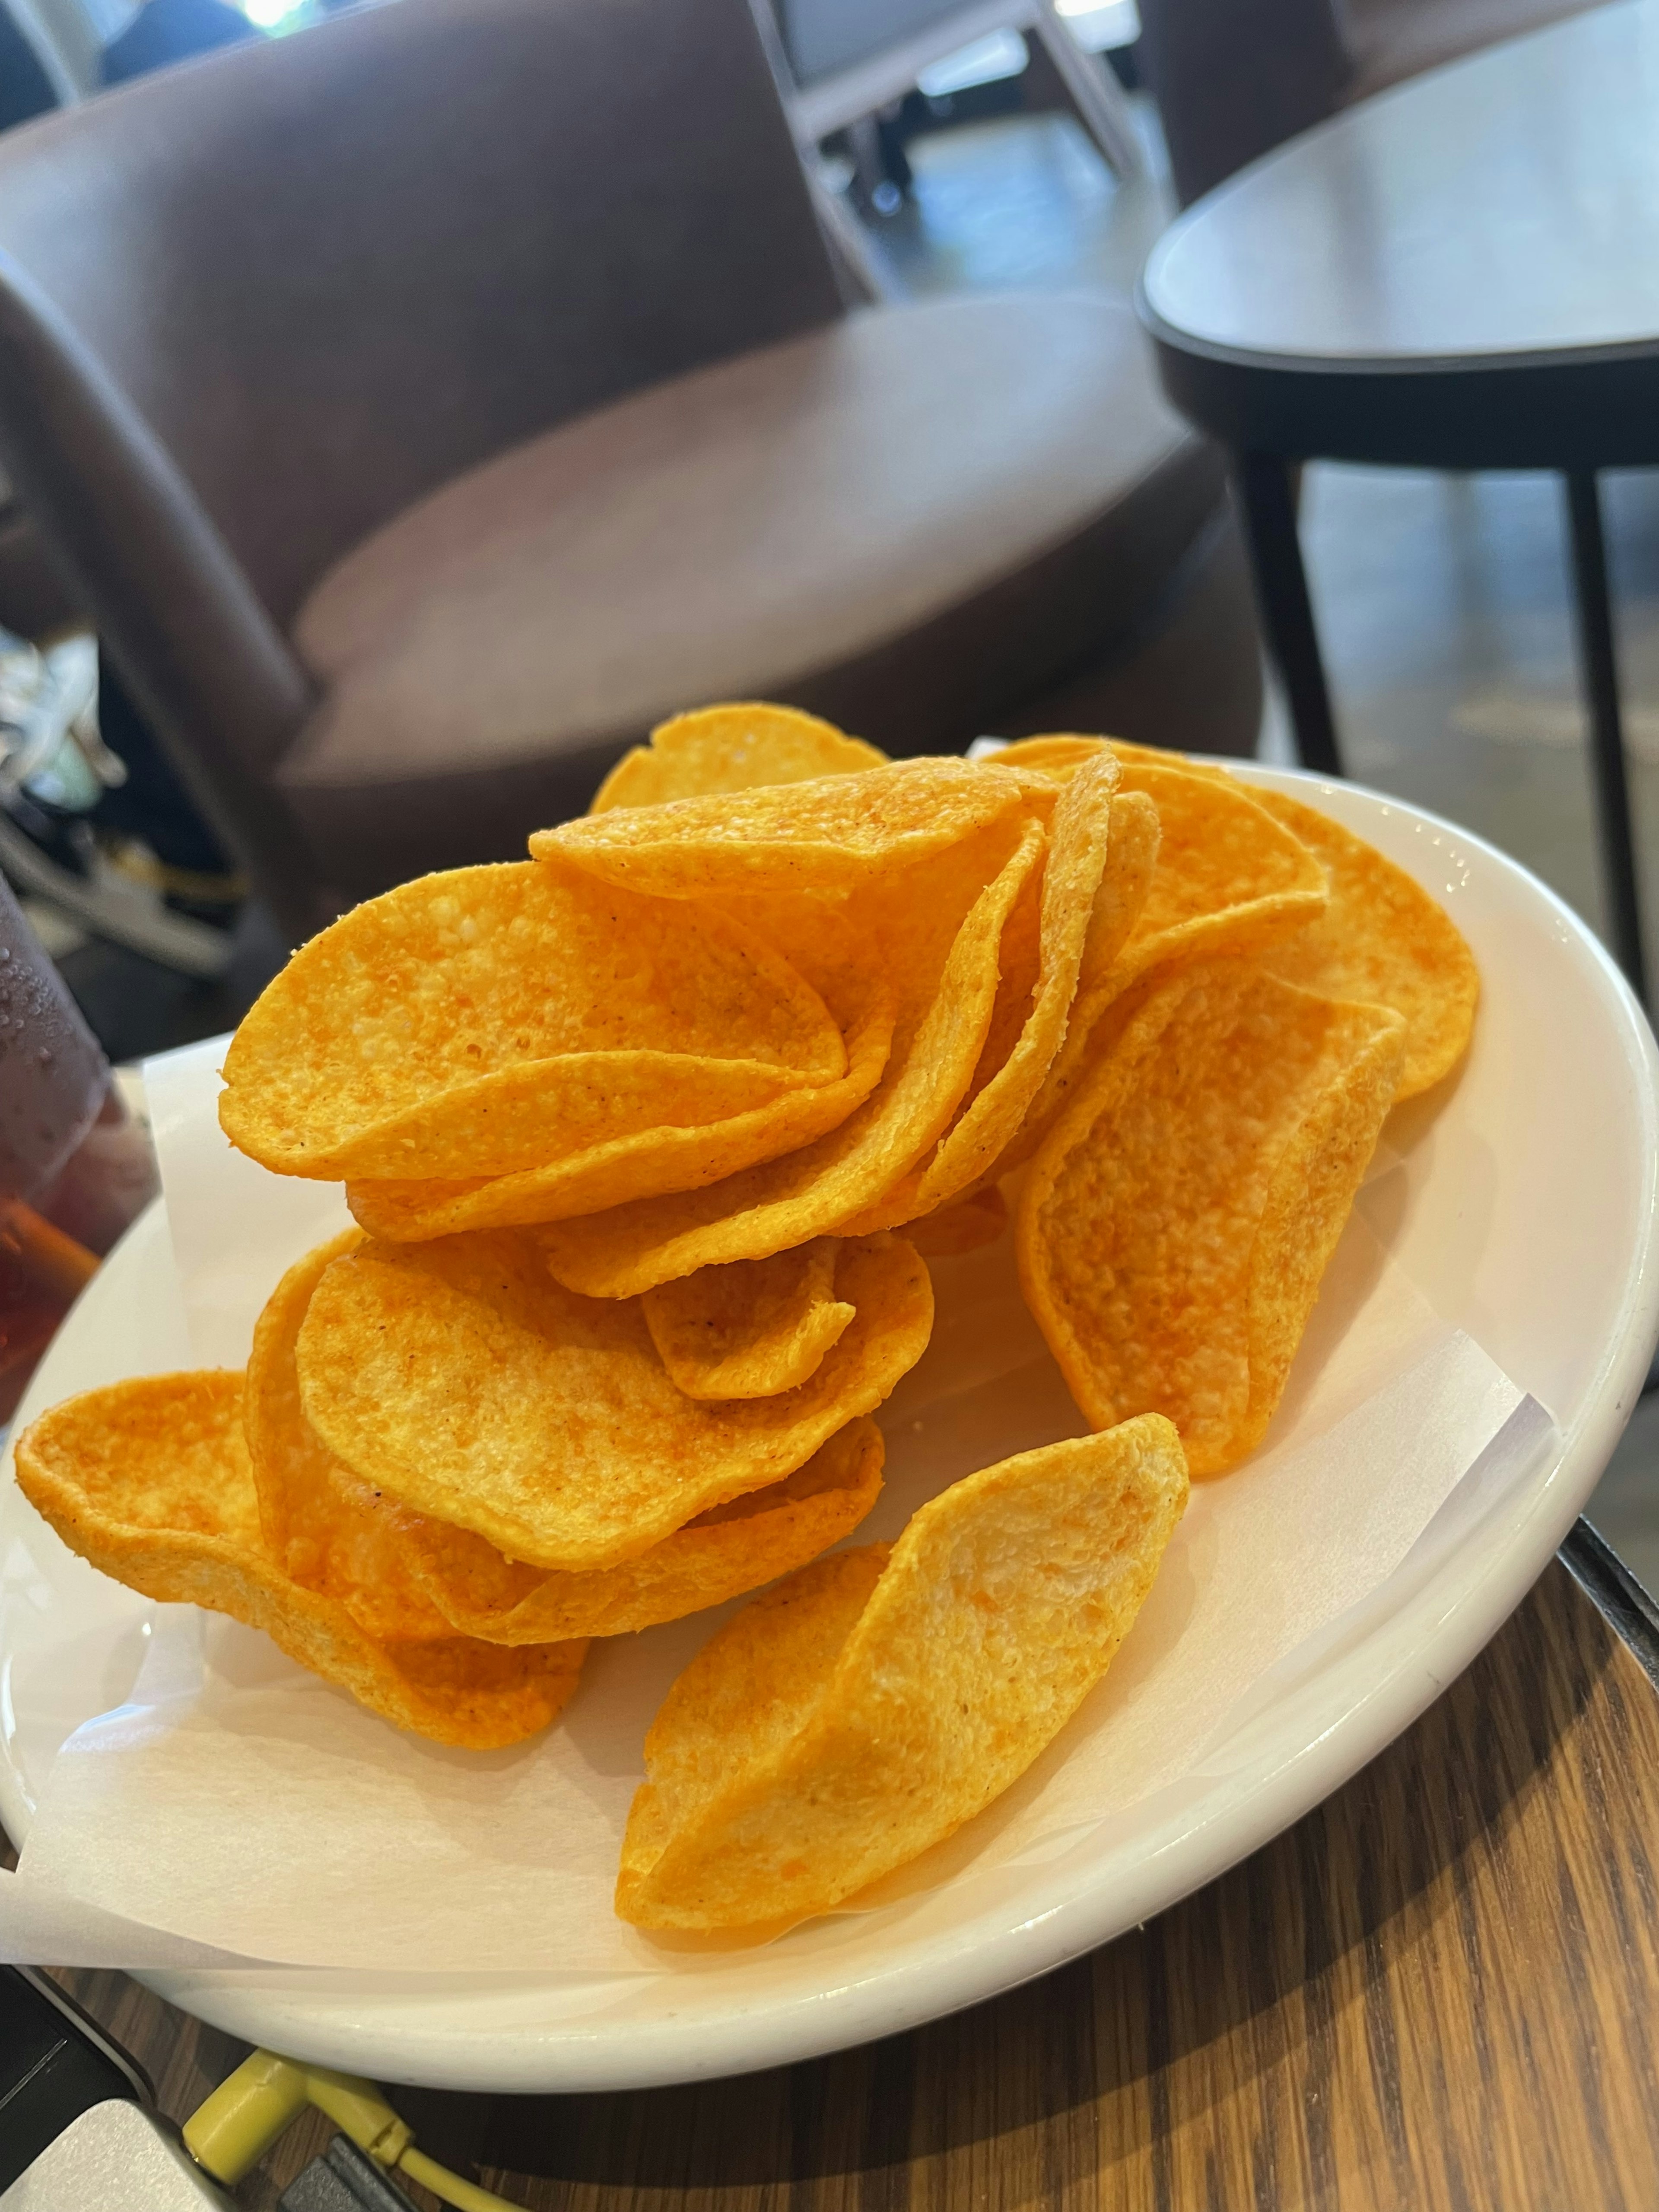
top-left (643, 1239), bottom-right (855, 1400)
top-left (344, 987), bottom-right (896, 1242)
top-left (989, 736), bottom-right (1233, 787)
top-left (994, 763), bottom-right (1327, 1176)
top-left (1018, 961), bottom-right (1405, 1476)
top-left (245, 1229), bottom-right (452, 1640)
top-left (1086, 761), bottom-right (1328, 1001)
top-left (1113, 740), bottom-right (1233, 782)
top-left (1076, 788), bottom-right (1162, 992)
top-left (540, 817), bottom-right (1045, 1298)
top-left (256, 1243), bottom-right (882, 1643)
top-left (857, 754), bottom-right (1135, 1227)
top-left (1249, 787), bottom-right (1479, 1098)
top-left (536, 757), bottom-right (1044, 899)
top-left (985, 734), bottom-right (1113, 781)
top-left (592, 703), bottom-right (887, 813)
top-left (14, 1373), bottom-right (585, 1748)
top-left (405, 1417), bottom-right (884, 1644)
top-left (963, 789), bottom-right (1159, 1194)
top-left (297, 1231), bottom-right (932, 1570)
top-left (905, 1184), bottom-right (1007, 1256)
top-left (616, 1416), bottom-right (1189, 1931)
top-left (220, 858), bottom-right (844, 1181)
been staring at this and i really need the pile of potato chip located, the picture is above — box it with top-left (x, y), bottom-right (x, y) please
top-left (15, 703), bottom-right (1477, 1933)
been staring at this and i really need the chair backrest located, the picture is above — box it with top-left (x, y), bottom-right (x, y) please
top-left (1136, 0), bottom-right (1354, 205)
top-left (0, 0), bottom-right (843, 855)
top-left (775, 0), bottom-right (970, 85)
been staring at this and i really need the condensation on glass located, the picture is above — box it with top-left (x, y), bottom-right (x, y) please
top-left (0, 880), bottom-right (157, 1420)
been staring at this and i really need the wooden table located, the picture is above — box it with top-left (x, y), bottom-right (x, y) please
top-left (44, 1521), bottom-right (1659, 2210)
top-left (1138, 0), bottom-right (1659, 1001)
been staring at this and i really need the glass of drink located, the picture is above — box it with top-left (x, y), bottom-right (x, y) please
top-left (0, 880), bottom-right (158, 1421)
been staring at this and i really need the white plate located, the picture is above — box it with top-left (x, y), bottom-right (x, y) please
top-left (3, 763), bottom-right (1657, 2093)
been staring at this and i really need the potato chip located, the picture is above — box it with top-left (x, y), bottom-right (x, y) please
top-left (1107, 739), bottom-right (1233, 783)
top-left (591, 703), bottom-right (887, 812)
top-left (1084, 760), bottom-right (1326, 1000)
top-left (244, 1229), bottom-right (451, 1641)
top-left (344, 988), bottom-right (896, 1242)
top-left (1017, 961), bottom-right (1405, 1475)
top-left (905, 1184), bottom-right (1007, 1256)
top-left (536, 757), bottom-right (1046, 899)
top-left (993, 761), bottom-right (1327, 1175)
top-left (967, 813), bottom-right (1047, 1080)
top-left (404, 1417), bottom-right (884, 1644)
top-left (297, 1230), bottom-right (932, 1570)
top-left (1076, 788), bottom-right (1162, 992)
top-left (983, 734), bottom-right (1110, 781)
top-left (616, 1416), bottom-right (1189, 1930)
top-left (219, 857), bottom-right (845, 1181)
top-left (643, 1239), bottom-right (855, 1400)
top-left (540, 817), bottom-right (1046, 1299)
top-left (14, 1373), bottom-right (586, 1748)
top-left (257, 1242), bottom-right (882, 1642)
top-left (990, 734), bottom-right (1232, 786)
top-left (855, 754), bottom-right (1147, 1227)
top-left (1250, 787), bottom-right (1479, 1097)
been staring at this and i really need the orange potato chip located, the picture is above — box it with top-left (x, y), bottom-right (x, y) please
top-left (989, 735), bottom-right (1233, 786)
top-left (1076, 788), bottom-right (1162, 992)
top-left (296, 1230), bottom-right (932, 1570)
top-left (616, 1416), bottom-right (1189, 1931)
top-left (1084, 760), bottom-right (1328, 1001)
top-left (344, 987), bottom-right (896, 1242)
top-left (535, 756), bottom-right (1046, 899)
top-left (1017, 960), bottom-right (1405, 1476)
top-left (1107, 739), bottom-right (1233, 782)
top-left (642, 1239), bottom-right (855, 1400)
top-left (404, 1417), bottom-right (885, 1643)
top-left (993, 761), bottom-right (1327, 1176)
top-left (540, 817), bottom-right (1045, 1298)
top-left (1250, 786), bottom-right (1479, 1098)
top-left (257, 1241), bottom-right (882, 1643)
top-left (857, 753), bottom-right (1147, 1227)
top-left (14, 1373), bottom-right (585, 1748)
top-left (982, 734), bottom-right (1110, 781)
top-left (591, 702), bottom-right (887, 813)
top-left (905, 1184), bottom-right (1007, 1256)
top-left (219, 858), bottom-right (845, 1181)
top-left (244, 1228), bottom-right (451, 1641)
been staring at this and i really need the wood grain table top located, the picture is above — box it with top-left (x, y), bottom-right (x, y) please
top-left (45, 1527), bottom-right (1659, 2210)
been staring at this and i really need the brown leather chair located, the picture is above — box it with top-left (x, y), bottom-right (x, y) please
top-left (0, 0), bottom-right (1261, 936)
top-left (1139, 0), bottom-right (1609, 207)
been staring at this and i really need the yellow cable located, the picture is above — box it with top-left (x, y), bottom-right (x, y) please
top-left (296, 2062), bottom-right (413, 2168)
top-left (183, 2050), bottom-right (310, 2183)
top-left (397, 2142), bottom-right (523, 2211)
top-left (183, 2047), bottom-right (520, 2209)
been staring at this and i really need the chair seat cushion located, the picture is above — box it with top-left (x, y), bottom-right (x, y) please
top-left (281, 292), bottom-right (1222, 890)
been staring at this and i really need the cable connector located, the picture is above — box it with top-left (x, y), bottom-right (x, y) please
top-left (183, 2048), bottom-right (519, 2212)
top-left (183, 2051), bottom-right (311, 2184)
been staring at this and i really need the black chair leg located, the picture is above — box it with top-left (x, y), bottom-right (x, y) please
top-left (1235, 451), bottom-right (1343, 776)
top-left (1564, 470), bottom-right (1647, 1005)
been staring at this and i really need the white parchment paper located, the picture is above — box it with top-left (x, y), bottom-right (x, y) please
top-left (0, 1039), bottom-right (1547, 1972)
